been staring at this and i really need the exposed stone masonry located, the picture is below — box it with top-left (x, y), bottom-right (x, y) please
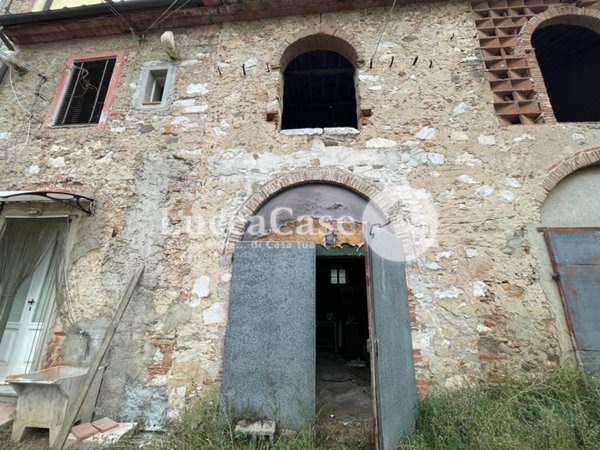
top-left (0, 1), bottom-right (599, 427)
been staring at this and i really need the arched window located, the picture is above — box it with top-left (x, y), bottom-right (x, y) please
top-left (533, 21), bottom-right (600, 122)
top-left (280, 35), bottom-right (358, 130)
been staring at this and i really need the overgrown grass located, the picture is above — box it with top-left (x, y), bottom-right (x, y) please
top-left (108, 366), bottom-right (600, 450)
top-left (399, 366), bottom-right (600, 450)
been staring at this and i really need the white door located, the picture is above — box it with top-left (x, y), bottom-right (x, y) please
top-left (0, 249), bottom-right (55, 381)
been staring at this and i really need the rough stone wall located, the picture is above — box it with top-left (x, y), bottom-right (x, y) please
top-left (0, 0), bottom-right (598, 426)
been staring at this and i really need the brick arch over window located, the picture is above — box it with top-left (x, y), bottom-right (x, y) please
top-left (225, 168), bottom-right (396, 251)
top-left (534, 147), bottom-right (600, 205)
top-left (516, 7), bottom-right (600, 124)
top-left (274, 26), bottom-right (366, 70)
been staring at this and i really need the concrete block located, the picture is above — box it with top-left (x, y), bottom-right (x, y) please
top-left (234, 420), bottom-right (276, 441)
top-left (81, 422), bottom-right (138, 449)
top-left (72, 422), bottom-right (98, 440)
top-left (92, 417), bottom-right (118, 433)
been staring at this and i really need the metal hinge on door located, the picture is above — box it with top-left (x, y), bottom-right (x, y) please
top-left (27, 299), bottom-right (35, 311)
top-left (367, 338), bottom-right (379, 356)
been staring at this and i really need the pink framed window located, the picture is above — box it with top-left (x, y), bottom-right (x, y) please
top-left (45, 50), bottom-right (125, 128)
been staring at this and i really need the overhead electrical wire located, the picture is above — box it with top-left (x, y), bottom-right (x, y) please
top-left (102, 0), bottom-right (140, 38)
top-left (371, 0), bottom-right (398, 65)
top-left (143, 0), bottom-right (191, 35)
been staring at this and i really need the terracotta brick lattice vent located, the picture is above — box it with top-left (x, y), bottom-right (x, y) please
top-left (470, 0), bottom-right (600, 125)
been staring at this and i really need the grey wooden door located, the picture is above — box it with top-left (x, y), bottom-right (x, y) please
top-left (367, 229), bottom-right (417, 450)
top-left (220, 241), bottom-right (316, 428)
top-left (546, 230), bottom-right (600, 372)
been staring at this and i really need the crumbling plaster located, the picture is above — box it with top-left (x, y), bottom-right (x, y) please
top-left (0, 1), bottom-right (599, 425)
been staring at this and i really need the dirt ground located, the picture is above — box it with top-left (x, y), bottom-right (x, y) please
top-left (316, 354), bottom-right (374, 449)
top-left (0, 428), bottom-right (49, 450)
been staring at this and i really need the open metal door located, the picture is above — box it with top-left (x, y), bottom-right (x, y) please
top-left (367, 228), bottom-right (417, 450)
top-left (545, 229), bottom-right (600, 373)
top-left (220, 241), bottom-right (316, 428)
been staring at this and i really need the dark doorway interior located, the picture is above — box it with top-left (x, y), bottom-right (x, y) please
top-left (282, 50), bottom-right (357, 130)
top-left (533, 24), bottom-right (600, 122)
top-left (316, 256), bottom-right (372, 431)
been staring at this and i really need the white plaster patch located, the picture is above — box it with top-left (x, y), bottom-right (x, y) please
top-left (171, 116), bottom-right (191, 125)
top-left (475, 185), bottom-right (495, 197)
top-left (0, 132), bottom-right (11, 140)
top-left (186, 83), bottom-right (209, 95)
top-left (25, 164), bottom-right (40, 175)
top-left (425, 262), bottom-right (442, 270)
top-left (280, 128), bottom-right (323, 136)
top-left (366, 137), bottom-right (397, 148)
top-left (513, 133), bottom-right (535, 142)
top-left (403, 140), bottom-right (419, 147)
top-left (465, 248), bottom-right (479, 258)
top-left (504, 177), bottom-right (522, 188)
top-left (457, 174), bottom-right (478, 184)
top-left (428, 153), bottom-right (445, 165)
top-left (498, 190), bottom-right (515, 202)
top-left (48, 157), bottom-right (65, 168)
top-left (244, 57), bottom-right (257, 68)
top-left (572, 132), bottom-right (586, 142)
top-left (477, 323), bottom-right (492, 333)
top-left (173, 99), bottom-right (196, 107)
top-left (369, 85), bottom-right (383, 91)
top-left (359, 74), bottom-right (380, 82)
top-left (452, 102), bottom-right (469, 115)
top-left (96, 151), bottom-right (113, 164)
top-left (478, 134), bottom-right (496, 145)
top-left (430, 171), bottom-right (441, 177)
top-left (416, 126), bottom-right (437, 140)
top-left (221, 273), bottom-right (232, 282)
top-left (213, 127), bottom-right (226, 137)
top-left (180, 59), bottom-right (200, 66)
top-left (203, 302), bottom-right (225, 325)
top-left (450, 131), bottom-right (469, 141)
top-left (436, 251), bottom-right (453, 260)
top-left (435, 287), bottom-right (461, 299)
top-left (472, 281), bottom-right (487, 297)
top-left (193, 276), bottom-right (210, 298)
top-left (183, 105), bottom-right (208, 114)
top-left (324, 127), bottom-right (359, 136)
top-left (110, 127), bottom-right (125, 133)
top-left (455, 152), bottom-right (482, 166)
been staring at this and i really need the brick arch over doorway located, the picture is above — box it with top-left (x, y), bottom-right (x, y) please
top-left (533, 147), bottom-right (600, 205)
top-left (225, 168), bottom-right (393, 251)
top-left (516, 7), bottom-right (600, 124)
top-left (272, 26), bottom-right (367, 70)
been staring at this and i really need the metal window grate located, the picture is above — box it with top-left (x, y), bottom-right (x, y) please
top-left (55, 58), bottom-right (116, 126)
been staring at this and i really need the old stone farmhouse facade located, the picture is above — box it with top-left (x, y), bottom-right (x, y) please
top-left (0, 0), bottom-right (599, 447)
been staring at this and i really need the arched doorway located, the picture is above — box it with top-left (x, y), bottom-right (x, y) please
top-left (541, 165), bottom-right (600, 372)
top-left (220, 182), bottom-right (417, 450)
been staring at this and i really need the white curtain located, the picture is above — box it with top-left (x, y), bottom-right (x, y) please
top-left (0, 218), bottom-right (69, 339)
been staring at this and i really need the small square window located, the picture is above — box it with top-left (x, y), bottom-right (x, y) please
top-left (143, 69), bottom-right (168, 105)
top-left (134, 62), bottom-right (174, 110)
top-left (330, 267), bottom-right (347, 285)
